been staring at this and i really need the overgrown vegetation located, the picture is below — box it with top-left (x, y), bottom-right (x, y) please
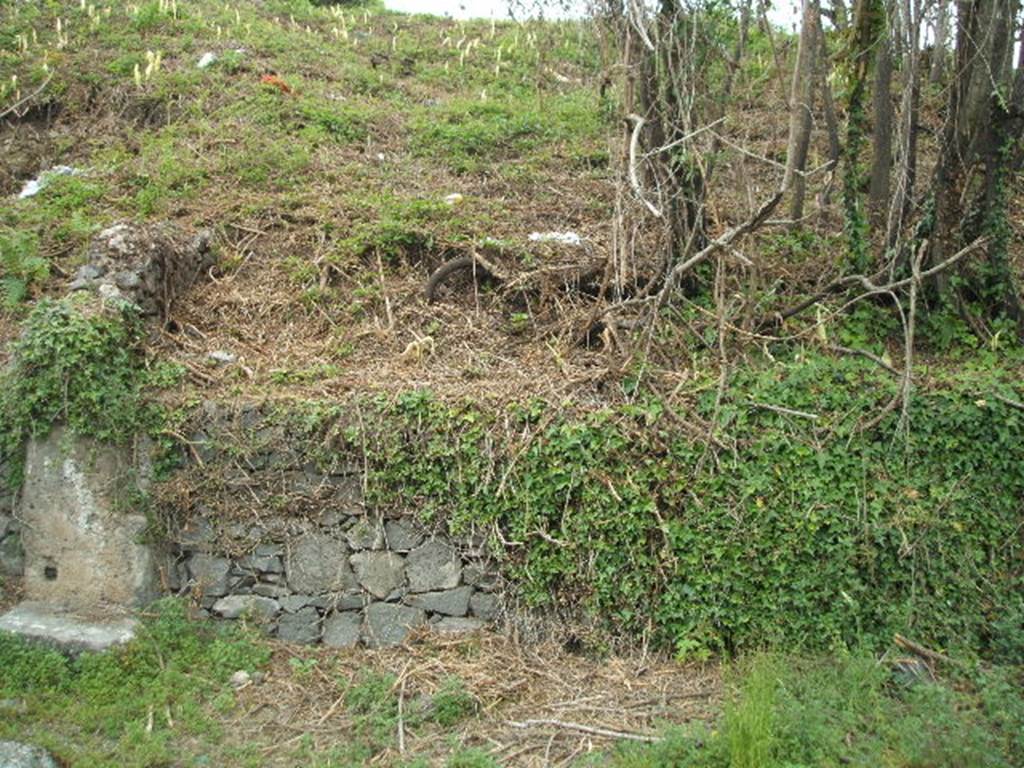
top-left (0, 598), bottom-right (271, 767)
top-left (0, 295), bottom-right (176, 489)
top-left (604, 653), bottom-right (1024, 768)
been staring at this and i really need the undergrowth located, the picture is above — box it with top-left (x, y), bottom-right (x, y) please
top-left (602, 652), bottom-right (1024, 768)
top-left (193, 349), bottom-right (1024, 660)
top-left (0, 598), bottom-right (271, 767)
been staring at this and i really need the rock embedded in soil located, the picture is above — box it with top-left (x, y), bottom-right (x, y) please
top-left (322, 611), bottom-right (362, 648)
top-left (0, 741), bottom-right (59, 768)
top-left (384, 519), bottom-right (425, 551)
top-left (276, 606), bottom-right (321, 644)
top-left (363, 603), bottom-right (426, 648)
top-left (469, 592), bottom-right (500, 621)
top-left (187, 554), bottom-right (231, 597)
top-left (432, 617), bottom-right (486, 634)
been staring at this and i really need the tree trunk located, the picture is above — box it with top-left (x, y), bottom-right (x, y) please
top-left (929, 0), bottom-right (948, 85)
top-left (783, 0), bottom-right (820, 223)
top-left (868, 9), bottom-right (894, 231)
top-left (885, 0), bottom-right (921, 253)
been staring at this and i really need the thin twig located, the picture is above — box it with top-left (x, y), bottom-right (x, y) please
top-left (0, 73), bottom-right (54, 121)
top-left (508, 718), bottom-right (663, 743)
top-left (748, 402), bottom-right (820, 420)
top-left (626, 113), bottom-right (663, 217)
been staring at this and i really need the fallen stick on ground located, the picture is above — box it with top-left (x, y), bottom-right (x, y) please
top-left (508, 718), bottom-right (663, 743)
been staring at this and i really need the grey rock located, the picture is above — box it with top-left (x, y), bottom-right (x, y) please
top-left (363, 603), bottom-right (426, 648)
top-left (385, 519), bottom-right (425, 551)
top-left (237, 552), bottom-right (283, 574)
top-left (351, 551), bottom-right (406, 599)
top-left (75, 263), bottom-right (104, 281)
top-left (406, 540), bottom-right (461, 593)
top-left (433, 617), bottom-right (486, 634)
top-left (345, 517), bottom-right (385, 550)
top-left (0, 741), bottom-right (59, 768)
top-left (0, 513), bottom-right (12, 539)
top-left (0, 532), bottom-right (24, 577)
top-left (469, 592), bottom-right (500, 621)
top-left (230, 670), bottom-right (251, 688)
top-left (187, 554), bottom-right (231, 596)
top-left (280, 594), bottom-right (317, 612)
top-left (322, 611), bottom-right (362, 648)
top-left (333, 592), bottom-right (368, 611)
top-left (252, 582), bottom-right (292, 599)
top-left (0, 699), bottom-right (27, 714)
top-left (0, 602), bottom-right (135, 656)
top-left (177, 518), bottom-right (216, 551)
top-left (211, 594), bottom-right (279, 620)
top-left (404, 586), bottom-right (473, 617)
top-left (286, 533), bottom-right (355, 594)
top-left (463, 564), bottom-right (500, 591)
top-left (276, 606), bottom-right (321, 644)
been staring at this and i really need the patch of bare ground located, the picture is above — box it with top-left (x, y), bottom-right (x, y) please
top-left (230, 630), bottom-right (720, 766)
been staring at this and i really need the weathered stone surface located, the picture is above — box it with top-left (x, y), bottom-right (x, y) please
top-left (433, 617), bottom-right (486, 634)
top-left (252, 582), bottom-right (292, 599)
top-left (0, 602), bottom-right (135, 655)
top-left (237, 551), bottom-right (283, 574)
top-left (469, 592), bottom-right (500, 621)
top-left (276, 606), bottom-right (321, 644)
top-left (176, 517), bottom-right (216, 551)
top-left (280, 594), bottom-right (320, 612)
top-left (0, 740), bottom-right (59, 768)
top-left (187, 554), bottom-right (231, 597)
top-left (322, 611), bottom-right (361, 648)
top-left (463, 563), bottom-right (500, 591)
top-left (0, 513), bottom-right (12, 539)
top-left (211, 595), bottom-right (279, 620)
top-left (68, 222), bottom-right (215, 316)
top-left (333, 592), bottom-right (368, 611)
top-left (363, 603), bottom-right (426, 648)
top-left (345, 517), bottom-right (385, 550)
top-left (286, 533), bottom-right (355, 594)
top-left (0, 531), bottom-right (24, 577)
top-left (404, 586), bottom-right (472, 617)
top-left (18, 428), bottom-right (157, 607)
top-left (351, 551), bottom-right (406, 599)
top-left (406, 541), bottom-right (461, 593)
top-left (385, 519), bottom-right (425, 551)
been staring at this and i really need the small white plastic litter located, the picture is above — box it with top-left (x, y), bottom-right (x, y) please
top-left (528, 231), bottom-right (582, 247)
top-left (18, 166), bottom-right (80, 199)
top-left (444, 193), bottom-right (464, 205)
top-left (197, 52), bottom-right (217, 68)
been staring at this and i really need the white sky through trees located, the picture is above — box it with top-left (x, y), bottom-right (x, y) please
top-left (385, 0), bottom-right (802, 29)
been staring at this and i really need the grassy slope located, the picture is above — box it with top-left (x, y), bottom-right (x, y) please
top-left (2, 2), bottom-right (1023, 766)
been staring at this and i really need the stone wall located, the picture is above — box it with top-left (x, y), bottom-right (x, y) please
top-left (162, 401), bottom-right (503, 647)
top-left (171, 517), bottom-right (501, 647)
top-left (68, 222), bottom-right (214, 317)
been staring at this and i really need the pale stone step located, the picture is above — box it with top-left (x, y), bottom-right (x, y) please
top-left (0, 601), bottom-right (136, 655)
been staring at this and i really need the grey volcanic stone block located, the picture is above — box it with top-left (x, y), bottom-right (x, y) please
top-left (286, 533), bottom-right (355, 594)
top-left (253, 583), bottom-right (292, 599)
top-left (211, 595), bottom-right (279, 620)
top-left (363, 603), bottom-right (426, 648)
top-left (433, 617), bottom-right (486, 634)
top-left (384, 519), bottom-right (425, 551)
top-left (187, 554), bottom-right (231, 597)
top-left (469, 592), bottom-right (499, 621)
top-left (0, 741), bottom-right (59, 768)
top-left (238, 548), bottom-right (283, 574)
top-left (177, 517), bottom-right (216, 551)
top-left (406, 540), bottom-right (461, 593)
top-left (404, 586), bottom-right (472, 616)
top-left (276, 606), bottom-right (321, 644)
top-left (463, 564), bottom-right (499, 591)
top-left (345, 517), bottom-right (385, 550)
top-left (351, 551), bottom-right (406, 599)
top-left (0, 602), bottom-right (135, 655)
top-left (322, 611), bottom-right (361, 648)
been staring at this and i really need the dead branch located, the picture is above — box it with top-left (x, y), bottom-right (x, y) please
top-left (894, 634), bottom-right (958, 667)
top-left (508, 718), bottom-right (663, 743)
top-left (0, 73), bottom-right (54, 121)
top-left (627, 114), bottom-right (663, 217)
